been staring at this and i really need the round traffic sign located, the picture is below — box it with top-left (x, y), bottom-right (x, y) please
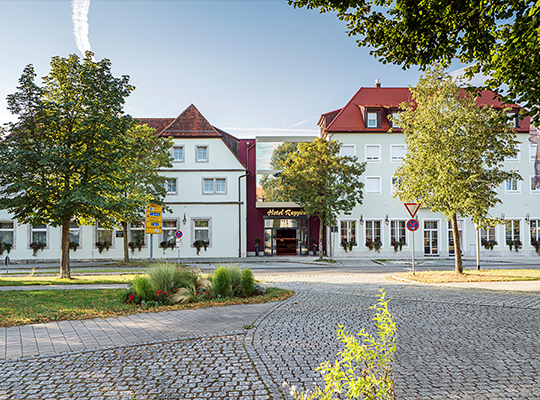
top-left (175, 230), bottom-right (183, 239)
top-left (407, 219), bottom-right (419, 231)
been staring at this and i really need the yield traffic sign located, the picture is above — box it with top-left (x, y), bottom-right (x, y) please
top-left (404, 203), bottom-right (421, 218)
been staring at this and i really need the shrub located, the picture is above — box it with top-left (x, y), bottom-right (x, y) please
top-left (133, 276), bottom-right (155, 302)
top-left (148, 263), bottom-right (198, 293)
top-left (285, 290), bottom-right (396, 400)
top-left (226, 264), bottom-right (242, 288)
top-left (241, 268), bottom-right (255, 296)
top-left (212, 266), bottom-right (231, 296)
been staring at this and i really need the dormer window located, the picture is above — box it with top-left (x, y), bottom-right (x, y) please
top-left (390, 112), bottom-right (400, 128)
top-left (367, 112), bottom-right (379, 128)
top-left (507, 112), bottom-right (520, 128)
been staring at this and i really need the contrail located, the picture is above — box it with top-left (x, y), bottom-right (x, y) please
top-left (71, 0), bottom-right (94, 60)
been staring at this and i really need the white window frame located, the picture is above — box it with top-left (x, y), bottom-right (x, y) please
top-left (530, 144), bottom-right (537, 162)
top-left (480, 226), bottom-right (498, 245)
top-left (365, 145), bottom-right (381, 162)
top-left (530, 176), bottom-right (540, 193)
top-left (202, 178), bottom-right (227, 195)
top-left (129, 220), bottom-right (147, 248)
top-left (172, 145), bottom-right (185, 163)
top-left (365, 176), bottom-right (382, 194)
top-left (447, 219), bottom-right (465, 256)
top-left (390, 145), bottom-right (405, 162)
top-left (506, 112), bottom-right (520, 128)
top-left (389, 219), bottom-right (408, 247)
top-left (166, 177), bottom-right (178, 195)
top-left (365, 220), bottom-right (383, 245)
top-left (162, 219), bottom-right (179, 244)
top-left (390, 112), bottom-right (400, 128)
top-left (390, 176), bottom-right (401, 194)
top-left (68, 221), bottom-right (82, 249)
top-left (191, 218), bottom-right (212, 247)
top-left (339, 219), bottom-right (358, 247)
top-left (0, 221), bottom-right (15, 249)
top-left (95, 223), bottom-right (114, 249)
top-left (366, 112), bottom-right (379, 128)
top-left (29, 224), bottom-right (48, 249)
top-left (505, 178), bottom-right (520, 193)
top-left (422, 219), bottom-right (441, 256)
top-left (530, 219), bottom-right (540, 243)
top-left (340, 144), bottom-right (356, 157)
top-left (505, 144), bottom-right (521, 162)
top-left (196, 145), bottom-right (209, 163)
top-left (505, 219), bottom-right (521, 242)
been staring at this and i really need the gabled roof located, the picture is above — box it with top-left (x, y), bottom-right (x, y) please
top-left (321, 86), bottom-right (530, 134)
top-left (136, 104), bottom-right (243, 165)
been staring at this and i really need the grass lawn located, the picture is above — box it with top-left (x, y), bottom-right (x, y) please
top-left (0, 274), bottom-right (139, 286)
top-left (395, 269), bottom-right (540, 283)
top-left (0, 287), bottom-right (294, 327)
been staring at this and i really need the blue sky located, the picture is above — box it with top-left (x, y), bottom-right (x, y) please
top-left (0, 0), bottom-right (428, 138)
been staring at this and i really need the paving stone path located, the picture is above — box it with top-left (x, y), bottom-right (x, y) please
top-left (0, 273), bottom-right (539, 399)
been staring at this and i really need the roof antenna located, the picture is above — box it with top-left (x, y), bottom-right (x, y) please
top-left (375, 78), bottom-right (381, 88)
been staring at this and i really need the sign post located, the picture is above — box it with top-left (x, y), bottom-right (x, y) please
top-left (146, 204), bottom-right (163, 262)
top-left (175, 230), bottom-right (183, 265)
top-left (404, 203), bottom-right (421, 275)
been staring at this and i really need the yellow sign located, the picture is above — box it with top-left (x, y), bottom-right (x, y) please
top-left (146, 203), bottom-right (162, 233)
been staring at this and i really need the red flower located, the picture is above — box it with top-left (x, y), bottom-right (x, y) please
top-left (158, 290), bottom-right (162, 296)
top-left (164, 291), bottom-right (168, 295)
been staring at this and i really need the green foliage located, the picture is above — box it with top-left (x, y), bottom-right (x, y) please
top-left (286, 290), bottom-right (396, 400)
top-left (393, 65), bottom-right (521, 273)
top-left (365, 239), bottom-right (382, 253)
top-left (193, 240), bottom-right (209, 256)
top-left (241, 268), bottom-right (255, 296)
top-left (226, 264), bottom-right (242, 289)
top-left (148, 263), bottom-right (198, 293)
top-left (212, 266), bottom-right (232, 296)
top-left (29, 242), bottom-right (46, 257)
top-left (506, 239), bottom-right (522, 253)
top-left (341, 239), bottom-right (356, 252)
top-left (260, 142), bottom-right (299, 202)
top-left (390, 239), bottom-right (405, 253)
top-left (280, 138), bottom-right (366, 258)
top-left (95, 241), bottom-right (112, 254)
top-left (132, 276), bottom-right (154, 302)
top-left (288, 0), bottom-right (540, 125)
top-left (481, 239), bottom-right (497, 251)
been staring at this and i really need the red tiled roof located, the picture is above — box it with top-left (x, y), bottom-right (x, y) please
top-left (323, 87), bottom-right (530, 133)
top-left (137, 118), bottom-right (175, 135)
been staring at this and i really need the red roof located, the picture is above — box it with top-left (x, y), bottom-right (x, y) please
top-left (321, 87), bottom-right (530, 133)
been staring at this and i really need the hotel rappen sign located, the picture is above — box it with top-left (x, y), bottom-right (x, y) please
top-left (266, 209), bottom-right (306, 217)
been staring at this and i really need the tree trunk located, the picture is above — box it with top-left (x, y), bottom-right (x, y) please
top-left (318, 216), bottom-right (323, 260)
top-left (60, 218), bottom-right (71, 279)
top-left (122, 221), bottom-right (129, 262)
top-left (451, 214), bottom-right (463, 274)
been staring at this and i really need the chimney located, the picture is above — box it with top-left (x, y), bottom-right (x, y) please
top-left (374, 78), bottom-right (381, 88)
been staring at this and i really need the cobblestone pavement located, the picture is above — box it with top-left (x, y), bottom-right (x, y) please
top-left (0, 273), bottom-right (539, 399)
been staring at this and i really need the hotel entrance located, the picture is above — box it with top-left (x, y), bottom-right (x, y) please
top-left (263, 215), bottom-right (309, 256)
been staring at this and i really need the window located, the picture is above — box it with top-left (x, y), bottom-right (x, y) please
top-left (390, 145), bottom-right (405, 162)
top-left (340, 220), bottom-right (357, 246)
top-left (196, 146), bottom-right (208, 162)
top-left (69, 221), bottom-right (81, 246)
top-left (530, 220), bottom-right (540, 242)
top-left (166, 178), bottom-right (177, 194)
top-left (192, 218), bottom-right (211, 246)
top-left (163, 220), bottom-right (178, 243)
top-left (365, 177), bottom-right (381, 194)
top-left (506, 112), bottom-right (520, 128)
top-left (130, 220), bottom-right (145, 247)
top-left (390, 112), bottom-right (400, 128)
top-left (340, 145), bottom-right (355, 157)
top-left (31, 224), bottom-right (47, 246)
top-left (96, 223), bottom-right (113, 247)
top-left (505, 144), bottom-right (520, 161)
top-left (531, 144), bottom-right (538, 162)
top-left (172, 146), bottom-right (184, 162)
top-left (203, 178), bottom-right (227, 194)
top-left (505, 219), bottom-right (520, 243)
top-left (390, 220), bottom-right (406, 246)
top-left (505, 178), bottom-right (519, 193)
top-left (448, 220), bottom-right (463, 256)
top-left (365, 220), bottom-right (381, 243)
top-left (367, 112), bottom-right (378, 128)
top-left (0, 222), bottom-right (14, 247)
top-left (365, 145), bottom-right (381, 161)
top-left (531, 176), bottom-right (540, 192)
top-left (480, 226), bottom-right (496, 242)
top-left (391, 176), bottom-right (401, 193)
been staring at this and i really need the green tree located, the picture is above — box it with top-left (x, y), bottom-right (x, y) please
top-left (280, 138), bottom-right (366, 259)
top-left (393, 65), bottom-right (521, 273)
top-left (0, 52), bottom-right (143, 278)
top-left (260, 142), bottom-right (298, 202)
top-left (289, 0), bottom-right (540, 123)
top-left (113, 124), bottom-right (173, 262)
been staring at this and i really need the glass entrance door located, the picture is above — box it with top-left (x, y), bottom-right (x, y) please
top-left (424, 220), bottom-right (439, 256)
top-left (448, 220), bottom-right (463, 256)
